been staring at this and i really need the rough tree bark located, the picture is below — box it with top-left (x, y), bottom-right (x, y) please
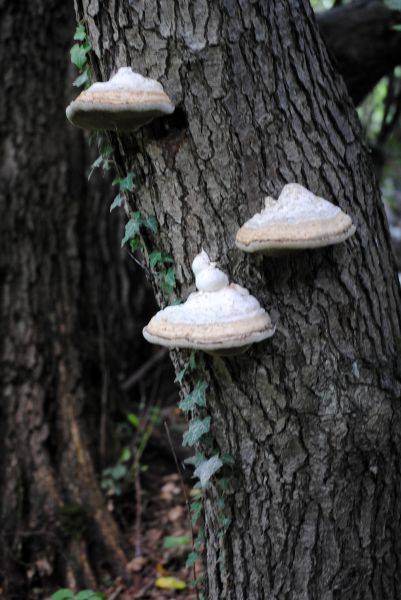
top-left (76, 1), bottom-right (401, 599)
top-left (0, 0), bottom-right (155, 596)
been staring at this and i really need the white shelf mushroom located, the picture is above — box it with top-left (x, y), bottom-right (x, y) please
top-left (235, 183), bottom-right (356, 254)
top-left (66, 67), bottom-right (174, 131)
top-left (143, 251), bottom-right (275, 356)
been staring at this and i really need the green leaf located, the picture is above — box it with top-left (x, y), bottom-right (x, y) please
top-left (186, 551), bottom-right (198, 568)
top-left (113, 173), bottom-right (135, 192)
top-left (127, 413), bottom-right (140, 428)
top-left (143, 215), bottom-right (158, 234)
top-left (70, 42), bottom-right (91, 70)
top-left (129, 237), bottom-right (142, 252)
top-left (51, 591), bottom-right (74, 600)
top-left (110, 193), bottom-right (124, 212)
top-left (384, 0), bottom-right (401, 8)
top-left (119, 447), bottom-right (131, 463)
top-left (100, 477), bottom-right (114, 490)
top-left (88, 147), bottom-right (112, 180)
top-left (184, 452), bottom-right (206, 467)
top-left (174, 368), bottom-right (186, 383)
top-left (149, 251), bottom-right (162, 270)
top-left (110, 464), bottom-right (127, 480)
top-left (190, 576), bottom-right (204, 588)
top-left (73, 70), bottom-right (89, 88)
top-left (121, 213), bottom-right (142, 247)
top-left (221, 453), bottom-right (235, 466)
top-left (149, 251), bottom-right (174, 271)
top-left (160, 267), bottom-right (176, 292)
top-left (191, 498), bottom-right (203, 526)
top-left (163, 535), bottom-right (191, 549)
top-left (194, 455), bottom-right (223, 488)
top-left (194, 528), bottom-right (204, 551)
top-left (189, 350), bottom-right (197, 370)
top-left (74, 23), bottom-right (87, 41)
top-left (178, 380), bottom-right (208, 412)
top-left (76, 591), bottom-right (99, 600)
top-left (183, 417), bottom-right (211, 447)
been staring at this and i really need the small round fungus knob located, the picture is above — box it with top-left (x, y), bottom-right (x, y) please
top-left (196, 266), bottom-right (229, 292)
top-left (192, 250), bottom-right (211, 276)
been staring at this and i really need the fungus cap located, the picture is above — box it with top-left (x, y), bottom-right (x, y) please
top-left (235, 183), bottom-right (356, 253)
top-left (143, 252), bottom-right (275, 355)
top-left (66, 67), bottom-right (174, 131)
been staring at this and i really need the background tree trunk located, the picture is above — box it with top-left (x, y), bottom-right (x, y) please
top-left (0, 0), bottom-right (157, 596)
top-left (79, 0), bottom-right (400, 598)
top-left (317, 0), bottom-right (401, 104)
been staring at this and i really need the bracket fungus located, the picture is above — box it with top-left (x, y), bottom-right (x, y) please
top-left (143, 251), bottom-right (275, 356)
top-left (235, 183), bottom-right (356, 254)
top-left (66, 67), bottom-right (174, 131)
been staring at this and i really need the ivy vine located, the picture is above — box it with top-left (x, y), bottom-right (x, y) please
top-left (70, 22), bottom-right (233, 597)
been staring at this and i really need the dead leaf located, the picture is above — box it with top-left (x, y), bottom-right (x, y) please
top-left (155, 562), bottom-right (168, 575)
top-left (147, 528), bottom-right (163, 545)
top-left (127, 556), bottom-right (147, 573)
top-left (166, 505), bottom-right (185, 522)
top-left (155, 576), bottom-right (186, 590)
top-left (160, 481), bottom-right (181, 501)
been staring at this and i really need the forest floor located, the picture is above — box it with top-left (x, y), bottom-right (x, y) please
top-left (106, 471), bottom-right (200, 600)
top-left (101, 390), bottom-right (202, 600)
top-left (100, 399), bottom-right (201, 600)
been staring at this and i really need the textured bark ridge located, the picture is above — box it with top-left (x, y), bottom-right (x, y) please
top-left (0, 0), bottom-right (155, 596)
top-left (75, 1), bottom-right (401, 598)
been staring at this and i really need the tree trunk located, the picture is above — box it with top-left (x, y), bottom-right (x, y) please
top-left (0, 0), bottom-right (156, 596)
top-left (76, 1), bottom-right (401, 598)
top-left (317, 0), bottom-right (401, 105)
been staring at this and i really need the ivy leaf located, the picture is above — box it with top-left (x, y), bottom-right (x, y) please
top-left (190, 576), bottom-right (205, 589)
top-left (149, 251), bottom-right (162, 271)
top-left (70, 42), bottom-right (91, 70)
top-left (194, 455), bottom-right (223, 488)
top-left (194, 528), bottom-right (204, 551)
top-left (127, 413), bottom-right (140, 428)
top-left (143, 215), bottom-right (158, 234)
top-left (88, 147), bottom-right (112, 179)
top-left (183, 416), bottom-right (211, 447)
top-left (76, 591), bottom-right (103, 600)
top-left (119, 447), bottom-right (131, 463)
top-left (129, 237), bottom-right (142, 252)
top-left (189, 350), bottom-right (197, 370)
top-left (191, 498), bottom-right (203, 526)
top-left (174, 368), bottom-right (186, 383)
top-left (384, 0), bottom-right (401, 8)
top-left (110, 464), bottom-right (127, 480)
top-left (186, 551), bottom-right (198, 568)
top-left (160, 267), bottom-right (176, 292)
top-left (73, 69), bottom-right (89, 88)
top-left (163, 535), bottom-right (191, 549)
top-left (51, 591), bottom-right (74, 600)
top-left (149, 251), bottom-right (174, 271)
top-left (113, 172), bottom-right (135, 192)
top-left (184, 452), bottom-right (206, 467)
top-left (74, 23), bottom-right (87, 41)
top-left (121, 213), bottom-right (142, 247)
top-left (178, 380), bottom-right (208, 412)
top-left (110, 193), bottom-right (124, 212)
top-left (221, 453), bottom-right (235, 466)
